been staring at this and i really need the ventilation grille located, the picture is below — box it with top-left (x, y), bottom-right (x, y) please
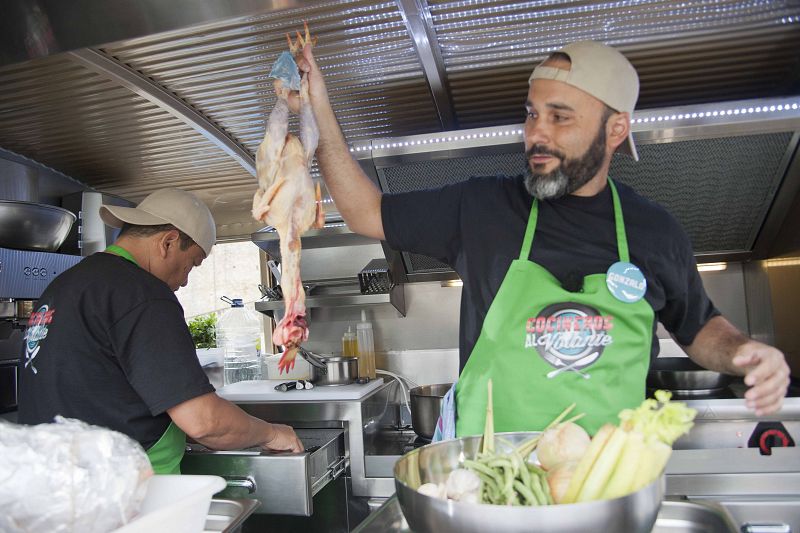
top-left (377, 132), bottom-right (794, 275)
top-left (610, 132), bottom-right (793, 252)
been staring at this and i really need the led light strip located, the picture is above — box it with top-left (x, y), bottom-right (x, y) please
top-left (633, 101), bottom-right (800, 125)
top-left (348, 99), bottom-right (800, 153)
top-left (350, 128), bottom-right (525, 152)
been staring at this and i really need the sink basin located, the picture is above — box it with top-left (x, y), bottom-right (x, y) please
top-left (203, 498), bottom-right (259, 533)
top-left (653, 500), bottom-right (738, 533)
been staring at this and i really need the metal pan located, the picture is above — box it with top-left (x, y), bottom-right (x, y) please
top-left (298, 347), bottom-right (358, 386)
top-left (647, 357), bottom-right (733, 394)
top-left (409, 383), bottom-right (452, 439)
top-left (0, 200), bottom-right (76, 252)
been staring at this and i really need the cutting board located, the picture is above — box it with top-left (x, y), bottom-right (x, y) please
top-left (217, 377), bottom-right (385, 402)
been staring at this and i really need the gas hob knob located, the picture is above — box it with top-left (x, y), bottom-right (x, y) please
top-left (759, 428), bottom-right (790, 454)
top-left (747, 421), bottom-right (795, 455)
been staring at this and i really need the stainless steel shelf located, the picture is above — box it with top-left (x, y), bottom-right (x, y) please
top-left (251, 225), bottom-right (378, 260)
top-left (255, 282), bottom-right (405, 317)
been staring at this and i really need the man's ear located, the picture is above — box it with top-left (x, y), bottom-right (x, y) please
top-left (607, 112), bottom-right (630, 153)
top-left (156, 230), bottom-right (181, 258)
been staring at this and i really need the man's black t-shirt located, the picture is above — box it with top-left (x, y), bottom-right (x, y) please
top-left (18, 252), bottom-right (214, 449)
top-left (382, 176), bottom-right (719, 370)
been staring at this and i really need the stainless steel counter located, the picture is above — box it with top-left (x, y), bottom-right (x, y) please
top-left (353, 497), bottom-right (742, 533)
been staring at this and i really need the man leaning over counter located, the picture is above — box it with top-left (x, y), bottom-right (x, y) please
top-left (18, 188), bottom-right (303, 474)
top-left (285, 40), bottom-right (790, 435)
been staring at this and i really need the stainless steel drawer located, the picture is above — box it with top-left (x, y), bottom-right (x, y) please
top-left (182, 428), bottom-right (346, 516)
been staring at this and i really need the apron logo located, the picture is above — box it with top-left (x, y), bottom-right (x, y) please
top-left (523, 302), bottom-right (613, 379)
top-left (24, 304), bottom-right (54, 374)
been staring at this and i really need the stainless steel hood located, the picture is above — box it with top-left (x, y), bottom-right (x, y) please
top-left (0, 0), bottom-right (798, 260)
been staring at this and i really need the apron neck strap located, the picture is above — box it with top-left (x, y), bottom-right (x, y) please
top-left (608, 178), bottom-right (630, 263)
top-left (519, 178), bottom-right (631, 263)
top-left (105, 244), bottom-right (140, 267)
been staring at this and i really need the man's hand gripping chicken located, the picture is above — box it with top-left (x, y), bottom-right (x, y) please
top-left (252, 24), bottom-right (324, 374)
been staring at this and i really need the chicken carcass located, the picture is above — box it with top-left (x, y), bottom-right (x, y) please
top-left (252, 25), bottom-right (324, 374)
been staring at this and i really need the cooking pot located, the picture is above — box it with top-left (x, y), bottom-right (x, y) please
top-left (409, 383), bottom-right (452, 440)
top-left (647, 357), bottom-right (733, 395)
top-left (298, 347), bottom-right (358, 386)
top-left (0, 200), bottom-right (76, 252)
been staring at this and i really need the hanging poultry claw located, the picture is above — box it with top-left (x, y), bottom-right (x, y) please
top-left (278, 345), bottom-right (299, 374)
top-left (286, 21), bottom-right (317, 57)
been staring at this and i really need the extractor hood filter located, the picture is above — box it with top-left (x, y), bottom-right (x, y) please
top-left (609, 132), bottom-right (793, 253)
top-left (376, 131), bottom-right (795, 277)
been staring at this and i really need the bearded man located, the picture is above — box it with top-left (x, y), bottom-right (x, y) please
top-left (288, 40), bottom-right (789, 436)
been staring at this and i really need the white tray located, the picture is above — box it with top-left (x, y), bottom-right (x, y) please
top-left (217, 378), bottom-right (384, 402)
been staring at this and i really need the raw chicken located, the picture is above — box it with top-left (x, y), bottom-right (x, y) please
top-left (252, 24), bottom-right (324, 374)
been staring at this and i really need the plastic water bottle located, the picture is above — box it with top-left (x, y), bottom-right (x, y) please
top-left (217, 298), bottom-right (262, 386)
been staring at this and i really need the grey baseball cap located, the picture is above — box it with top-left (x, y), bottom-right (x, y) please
top-left (100, 188), bottom-right (216, 256)
top-left (529, 41), bottom-right (639, 161)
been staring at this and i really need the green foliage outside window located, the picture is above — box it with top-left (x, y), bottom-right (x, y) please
top-left (188, 313), bottom-right (217, 348)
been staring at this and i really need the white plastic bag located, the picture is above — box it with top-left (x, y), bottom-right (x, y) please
top-left (0, 416), bottom-right (153, 532)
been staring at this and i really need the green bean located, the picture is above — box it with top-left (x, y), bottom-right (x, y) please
top-left (528, 473), bottom-right (548, 506)
top-left (539, 472), bottom-right (554, 505)
top-left (516, 454), bottom-right (531, 487)
top-left (526, 462), bottom-right (546, 477)
top-left (464, 459), bottom-right (504, 486)
top-left (513, 479), bottom-right (539, 506)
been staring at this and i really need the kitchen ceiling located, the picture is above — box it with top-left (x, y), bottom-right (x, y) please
top-left (0, 0), bottom-right (798, 240)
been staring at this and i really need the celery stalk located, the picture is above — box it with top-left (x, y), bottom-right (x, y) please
top-left (481, 379), bottom-right (494, 455)
top-left (601, 430), bottom-right (646, 499)
top-left (560, 424), bottom-right (615, 504)
top-left (630, 439), bottom-right (672, 492)
top-left (576, 427), bottom-right (629, 502)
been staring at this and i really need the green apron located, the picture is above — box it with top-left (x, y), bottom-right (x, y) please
top-left (455, 179), bottom-right (655, 436)
top-left (105, 244), bottom-right (187, 474)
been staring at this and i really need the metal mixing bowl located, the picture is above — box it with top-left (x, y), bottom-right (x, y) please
top-left (394, 431), bottom-right (665, 533)
top-left (0, 200), bottom-right (76, 251)
top-left (410, 383), bottom-right (452, 439)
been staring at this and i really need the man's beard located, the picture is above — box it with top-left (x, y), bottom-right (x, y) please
top-left (524, 125), bottom-right (607, 200)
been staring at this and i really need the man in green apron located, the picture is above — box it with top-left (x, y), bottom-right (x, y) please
top-left (288, 41), bottom-right (789, 434)
top-left (19, 188), bottom-right (303, 474)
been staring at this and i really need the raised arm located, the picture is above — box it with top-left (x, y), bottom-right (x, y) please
top-left (290, 44), bottom-right (385, 240)
top-left (168, 392), bottom-right (303, 452)
top-left (681, 315), bottom-right (789, 415)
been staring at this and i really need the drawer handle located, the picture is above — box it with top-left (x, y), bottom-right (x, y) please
top-left (741, 524), bottom-right (791, 533)
top-left (224, 476), bottom-right (257, 494)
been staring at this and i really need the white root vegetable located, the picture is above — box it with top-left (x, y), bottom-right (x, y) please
top-left (537, 422), bottom-right (590, 471)
top-left (417, 482), bottom-right (446, 499)
top-left (445, 468), bottom-right (481, 501)
top-left (546, 460), bottom-right (579, 504)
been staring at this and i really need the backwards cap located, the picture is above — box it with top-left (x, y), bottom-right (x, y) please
top-left (529, 41), bottom-right (639, 161)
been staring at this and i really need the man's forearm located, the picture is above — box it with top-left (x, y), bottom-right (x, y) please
top-left (169, 393), bottom-right (274, 450)
top-left (681, 315), bottom-right (749, 375)
top-left (313, 97), bottom-right (384, 239)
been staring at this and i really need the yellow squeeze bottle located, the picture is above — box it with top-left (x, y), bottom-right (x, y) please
top-left (342, 325), bottom-right (357, 358)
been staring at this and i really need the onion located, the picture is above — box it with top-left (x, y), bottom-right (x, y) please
top-left (537, 421), bottom-right (590, 471)
top-left (547, 460), bottom-right (579, 504)
top-left (445, 468), bottom-right (481, 501)
top-left (417, 482), bottom-right (446, 499)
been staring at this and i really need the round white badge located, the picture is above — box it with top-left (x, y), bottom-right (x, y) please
top-left (606, 262), bottom-right (646, 303)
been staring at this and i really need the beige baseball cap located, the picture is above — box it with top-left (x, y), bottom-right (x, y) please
top-left (529, 41), bottom-right (639, 161)
top-left (100, 188), bottom-right (216, 256)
